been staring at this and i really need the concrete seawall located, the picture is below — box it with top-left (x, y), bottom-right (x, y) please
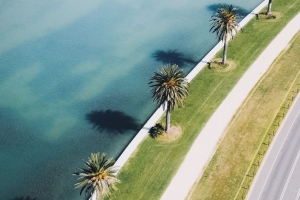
top-left (90, 1), bottom-right (268, 199)
top-left (114, 0), bottom-right (268, 170)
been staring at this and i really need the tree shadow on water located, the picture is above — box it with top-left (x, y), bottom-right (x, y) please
top-left (10, 196), bottom-right (36, 200)
top-left (207, 3), bottom-right (250, 17)
top-left (86, 109), bottom-right (141, 134)
top-left (152, 49), bottom-right (197, 67)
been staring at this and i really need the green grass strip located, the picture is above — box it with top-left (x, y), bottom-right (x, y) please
top-left (234, 32), bottom-right (300, 200)
top-left (188, 29), bottom-right (300, 200)
top-left (111, 1), bottom-right (300, 199)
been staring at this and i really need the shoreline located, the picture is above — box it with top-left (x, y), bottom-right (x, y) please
top-left (162, 11), bottom-right (300, 200)
top-left (114, 0), bottom-right (268, 170)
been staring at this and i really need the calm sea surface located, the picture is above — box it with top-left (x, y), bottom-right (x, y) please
top-left (0, 0), bottom-right (262, 199)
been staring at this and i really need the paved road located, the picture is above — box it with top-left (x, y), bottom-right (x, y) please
top-left (247, 94), bottom-right (300, 200)
top-left (161, 11), bottom-right (300, 200)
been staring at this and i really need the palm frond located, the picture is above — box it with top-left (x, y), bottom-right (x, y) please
top-left (149, 64), bottom-right (189, 110)
top-left (209, 4), bottom-right (240, 42)
top-left (73, 152), bottom-right (120, 200)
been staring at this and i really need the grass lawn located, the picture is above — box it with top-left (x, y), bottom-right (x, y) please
top-left (111, 1), bottom-right (300, 199)
top-left (188, 30), bottom-right (300, 200)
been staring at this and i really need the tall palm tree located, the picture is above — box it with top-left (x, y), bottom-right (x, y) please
top-left (210, 5), bottom-right (240, 64)
top-left (149, 64), bottom-right (189, 133)
top-left (267, 0), bottom-right (273, 15)
top-left (73, 152), bottom-right (120, 200)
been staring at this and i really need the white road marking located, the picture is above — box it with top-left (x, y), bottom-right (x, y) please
top-left (295, 188), bottom-right (300, 200)
top-left (257, 108), bottom-right (300, 200)
top-left (279, 148), bottom-right (300, 200)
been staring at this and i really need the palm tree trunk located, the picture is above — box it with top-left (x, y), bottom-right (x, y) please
top-left (267, 0), bottom-right (272, 15)
top-left (166, 101), bottom-right (171, 133)
top-left (222, 37), bottom-right (227, 64)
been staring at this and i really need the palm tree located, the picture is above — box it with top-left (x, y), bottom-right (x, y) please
top-left (210, 5), bottom-right (240, 64)
top-left (149, 64), bottom-right (189, 133)
top-left (267, 0), bottom-right (273, 15)
top-left (73, 152), bottom-right (120, 200)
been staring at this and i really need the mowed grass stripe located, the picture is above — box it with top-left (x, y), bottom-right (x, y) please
top-left (188, 31), bottom-right (300, 200)
top-left (111, 1), bottom-right (300, 199)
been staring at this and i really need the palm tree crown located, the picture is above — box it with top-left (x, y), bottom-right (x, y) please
top-left (73, 152), bottom-right (120, 200)
top-left (210, 5), bottom-right (240, 64)
top-left (210, 5), bottom-right (240, 42)
top-left (149, 64), bottom-right (189, 110)
top-left (149, 64), bottom-right (189, 132)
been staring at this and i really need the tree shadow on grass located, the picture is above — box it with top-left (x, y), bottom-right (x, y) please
top-left (207, 3), bottom-right (249, 17)
top-left (10, 196), bottom-right (36, 200)
top-left (86, 109), bottom-right (141, 134)
top-left (152, 49), bottom-right (197, 67)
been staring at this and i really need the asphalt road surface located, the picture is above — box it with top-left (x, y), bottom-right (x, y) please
top-left (247, 94), bottom-right (300, 200)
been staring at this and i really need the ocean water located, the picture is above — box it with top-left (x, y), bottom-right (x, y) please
top-left (0, 0), bottom-right (263, 199)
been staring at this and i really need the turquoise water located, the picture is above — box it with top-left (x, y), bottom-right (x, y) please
top-left (0, 0), bottom-right (262, 199)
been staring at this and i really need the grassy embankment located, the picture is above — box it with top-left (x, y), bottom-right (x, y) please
top-left (111, 0), bottom-right (300, 199)
top-left (188, 31), bottom-right (300, 200)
